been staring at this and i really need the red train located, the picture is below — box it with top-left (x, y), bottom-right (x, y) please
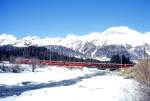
top-left (16, 58), bottom-right (135, 69)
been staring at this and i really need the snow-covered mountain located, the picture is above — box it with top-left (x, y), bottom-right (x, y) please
top-left (0, 26), bottom-right (150, 60)
top-left (46, 45), bottom-right (85, 58)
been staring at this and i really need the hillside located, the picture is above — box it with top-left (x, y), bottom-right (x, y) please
top-left (0, 26), bottom-right (150, 60)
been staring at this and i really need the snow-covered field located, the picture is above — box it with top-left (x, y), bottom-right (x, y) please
top-left (0, 65), bottom-right (148, 101)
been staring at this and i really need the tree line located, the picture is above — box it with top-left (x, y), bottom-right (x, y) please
top-left (0, 45), bottom-right (101, 63)
top-left (0, 45), bottom-right (132, 64)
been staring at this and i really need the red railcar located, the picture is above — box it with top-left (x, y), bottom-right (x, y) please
top-left (64, 62), bottom-right (87, 67)
top-left (16, 58), bottom-right (135, 69)
top-left (40, 60), bottom-right (65, 66)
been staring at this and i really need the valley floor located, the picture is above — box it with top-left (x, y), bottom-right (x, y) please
top-left (0, 65), bottom-right (149, 101)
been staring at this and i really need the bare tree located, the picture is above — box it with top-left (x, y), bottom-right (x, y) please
top-left (31, 58), bottom-right (39, 72)
top-left (133, 59), bottom-right (150, 85)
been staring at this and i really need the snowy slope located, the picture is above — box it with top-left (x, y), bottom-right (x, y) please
top-left (0, 34), bottom-right (17, 45)
top-left (1, 26), bottom-right (150, 47)
top-left (0, 26), bottom-right (150, 60)
top-left (46, 45), bottom-right (85, 58)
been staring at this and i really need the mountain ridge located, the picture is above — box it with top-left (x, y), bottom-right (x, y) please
top-left (1, 26), bottom-right (150, 60)
top-left (1, 26), bottom-right (150, 47)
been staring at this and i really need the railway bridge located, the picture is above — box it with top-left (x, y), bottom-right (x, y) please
top-left (16, 58), bottom-right (135, 69)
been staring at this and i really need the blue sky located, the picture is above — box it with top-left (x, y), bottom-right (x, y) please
top-left (0, 0), bottom-right (150, 37)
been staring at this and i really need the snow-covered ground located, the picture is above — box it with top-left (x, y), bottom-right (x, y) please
top-left (0, 65), bottom-right (98, 86)
top-left (0, 65), bottom-right (148, 101)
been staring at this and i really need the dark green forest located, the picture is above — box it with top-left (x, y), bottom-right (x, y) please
top-left (0, 45), bottom-right (100, 63)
